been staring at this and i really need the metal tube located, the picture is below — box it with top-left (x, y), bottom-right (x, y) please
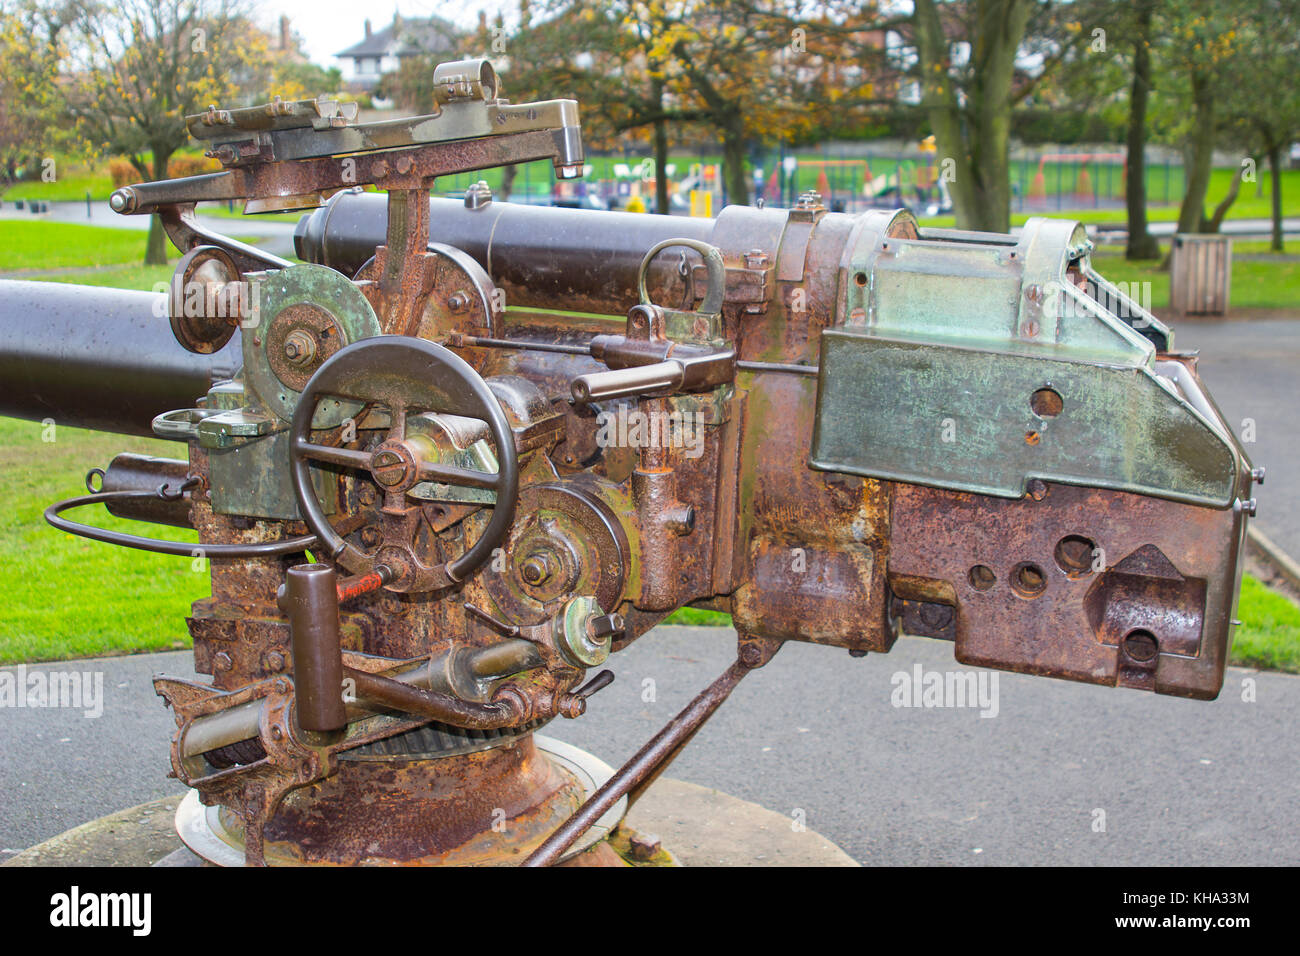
top-left (295, 192), bottom-right (715, 314)
top-left (98, 454), bottom-right (194, 528)
top-left (180, 698), bottom-right (266, 757)
top-left (467, 639), bottom-right (544, 679)
top-left (571, 361), bottom-right (683, 403)
top-left (0, 280), bottom-right (242, 437)
top-left (282, 564), bottom-right (349, 733)
top-left (522, 656), bottom-right (757, 867)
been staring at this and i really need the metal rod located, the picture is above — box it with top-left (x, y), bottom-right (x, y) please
top-left (522, 655), bottom-right (759, 867)
top-left (342, 666), bottom-right (520, 730)
top-left (449, 335), bottom-right (820, 378)
top-left (335, 566), bottom-right (393, 605)
top-left (572, 361), bottom-right (684, 403)
top-left (177, 641), bottom-right (542, 759)
top-left (736, 360), bottom-right (819, 376)
top-left (283, 564), bottom-right (349, 732)
top-left (45, 490), bottom-right (317, 557)
top-left (449, 334), bottom-right (593, 356)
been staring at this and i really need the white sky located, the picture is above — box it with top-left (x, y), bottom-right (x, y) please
top-left (255, 0), bottom-right (520, 64)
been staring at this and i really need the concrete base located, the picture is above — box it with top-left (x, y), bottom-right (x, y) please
top-left (4, 778), bottom-right (857, 867)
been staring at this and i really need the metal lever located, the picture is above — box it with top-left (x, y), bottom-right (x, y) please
top-left (571, 361), bottom-right (684, 403)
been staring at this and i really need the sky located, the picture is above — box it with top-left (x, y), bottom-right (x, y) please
top-left (260, 0), bottom-right (519, 64)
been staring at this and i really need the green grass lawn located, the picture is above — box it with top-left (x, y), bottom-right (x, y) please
top-left (1231, 576), bottom-right (1300, 672)
top-left (0, 416), bottom-right (204, 663)
top-left (0, 220), bottom-right (162, 271)
top-left (0, 221), bottom-right (263, 279)
top-left (2, 170), bottom-right (113, 203)
top-left (1090, 247), bottom-right (1300, 313)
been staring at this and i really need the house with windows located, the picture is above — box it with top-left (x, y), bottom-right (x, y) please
top-left (334, 12), bottom-right (462, 92)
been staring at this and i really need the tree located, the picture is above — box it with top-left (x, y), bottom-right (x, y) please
top-left (60, 0), bottom-right (278, 263)
top-left (1123, 0), bottom-right (1162, 259)
top-left (1222, 0), bottom-right (1299, 251)
top-left (0, 1), bottom-right (75, 186)
top-left (1141, 0), bottom-right (1241, 238)
top-left (907, 0), bottom-right (1113, 233)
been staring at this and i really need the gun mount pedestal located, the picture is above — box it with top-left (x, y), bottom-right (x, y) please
top-left (174, 734), bottom-right (629, 867)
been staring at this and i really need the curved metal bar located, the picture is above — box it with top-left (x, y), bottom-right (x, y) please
top-left (45, 489), bottom-right (318, 557)
top-left (637, 238), bottom-right (726, 315)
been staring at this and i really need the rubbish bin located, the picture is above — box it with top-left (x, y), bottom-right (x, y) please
top-left (1169, 234), bottom-right (1232, 316)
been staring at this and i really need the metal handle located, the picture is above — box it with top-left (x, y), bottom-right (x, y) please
top-left (45, 486), bottom-right (317, 558)
top-left (637, 238), bottom-right (726, 316)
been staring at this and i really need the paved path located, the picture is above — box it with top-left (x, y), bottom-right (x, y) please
top-left (1175, 317), bottom-right (1300, 560)
top-left (2, 627), bottom-right (1296, 865)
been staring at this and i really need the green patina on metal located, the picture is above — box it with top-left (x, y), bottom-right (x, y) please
top-left (812, 217), bottom-right (1241, 508)
top-left (242, 264), bottom-right (382, 427)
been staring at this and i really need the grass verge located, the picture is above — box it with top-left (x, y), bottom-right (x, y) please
top-left (1090, 248), bottom-right (1300, 312)
top-left (0, 417), bottom-right (203, 664)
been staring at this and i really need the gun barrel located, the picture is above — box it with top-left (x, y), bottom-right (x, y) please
top-left (295, 191), bottom-right (718, 315)
top-left (0, 280), bottom-right (241, 437)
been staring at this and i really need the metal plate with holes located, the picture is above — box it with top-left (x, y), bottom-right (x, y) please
top-left (243, 264), bottom-right (381, 427)
top-left (810, 331), bottom-right (1242, 508)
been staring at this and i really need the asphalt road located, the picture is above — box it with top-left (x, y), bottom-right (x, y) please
top-left (2, 627), bottom-right (1296, 866)
top-left (1175, 317), bottom-right (1300, 559)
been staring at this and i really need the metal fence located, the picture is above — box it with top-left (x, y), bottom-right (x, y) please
top-left (431, 145), bottom-right (1190, 217)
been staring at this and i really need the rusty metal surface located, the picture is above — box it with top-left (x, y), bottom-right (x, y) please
top-left (889, 481), bottom-right (1244, 700)
top-left (242, 737), bottom-right (583, 866)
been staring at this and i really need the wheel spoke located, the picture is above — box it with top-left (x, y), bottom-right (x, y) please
top-left (390, 402), bottom-right (407, 442)
top-left (416, 461), bottom-right (500, 491)
top-left (296, 440), bottom-right (372, 470)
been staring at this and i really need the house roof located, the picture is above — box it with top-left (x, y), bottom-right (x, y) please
top-left (335, 16), bottom-right (460, 59)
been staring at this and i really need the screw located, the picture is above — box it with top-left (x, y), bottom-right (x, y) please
top-left (1251, 466), bottom-right (1266, 485)
top-left (739, 643), bottom-right (763, 668)
top-left (1027, 479), bottom-right (1048, 500)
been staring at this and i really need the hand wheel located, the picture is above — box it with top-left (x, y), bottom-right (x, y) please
top-left (289, 336), bottom-right (518, 592)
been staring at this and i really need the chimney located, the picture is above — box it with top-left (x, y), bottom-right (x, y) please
top-left (279, 15), bottom-right (290, 52)
top-left (364, 18), bottom-right (372, 38)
